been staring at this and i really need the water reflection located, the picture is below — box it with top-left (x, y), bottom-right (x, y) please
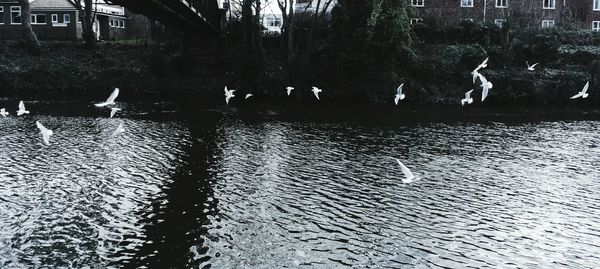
top-left (200, 118), bottom-right (600, 268)
top-left (1, 104), bottom-right (600, 268)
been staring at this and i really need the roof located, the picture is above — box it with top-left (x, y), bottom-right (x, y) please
top-left (30, 0), bottom-right (77, 11)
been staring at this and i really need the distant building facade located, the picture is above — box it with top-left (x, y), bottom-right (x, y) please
top-left (0, 0), bottom-right (154, 41)
top-left (409, 0), bottom-right (600, 31)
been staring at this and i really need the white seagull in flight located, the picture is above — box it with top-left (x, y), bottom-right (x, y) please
top-left (17, 101), bottom-right (30, 116)
top-left (113, 122), bottom-right (125, 137)
top-left (36, 121), bottom-right (53, 145)
top-left (461, 89), bottom-right (474, 106)
top-left (527, 61), bottom-right (539, 71)
top-left (394, 84), bottom-right (405, 105)
top-left (95, 88), bottom-right (119, 107)
top-left (312, 86), bottom-right (322, 100)
top-left (0, 108), bottom-right (8, 117)
top-left (471, 57), bottom-right (489, 83)
top-left (110, 108), bottom-right (121, 118)
top-left (570, 81), bottom-right (589, 99)
top-left (245, 93), bottom-right (253, 99)
top-left (224, 86), bottom-right (235, 105)
top-left (478, 73), bottom-right (493, 102)
top-left (390, 157), bottom-right (417, 184)
top-left (286, 86), bottom-right (294, 96)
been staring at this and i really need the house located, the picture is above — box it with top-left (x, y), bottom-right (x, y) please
top-left (409, 0), bottom-right (600, 31)
top-left (221, 0), bottom-right (335, 35)
top-left (0, 0), bottom-right (154, 41)
top-left (0, 0), bottom-right (78, 40)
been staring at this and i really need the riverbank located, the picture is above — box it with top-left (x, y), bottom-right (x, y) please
top-left (0, 30), bottom-right (598, 107)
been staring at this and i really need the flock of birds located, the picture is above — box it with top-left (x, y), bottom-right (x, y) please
top-left (0, 88), bottom-right (124, 146)
top-left (221, 58), bottom-right (592, 183)
top-left (0, 58), bottom-right (592, 183)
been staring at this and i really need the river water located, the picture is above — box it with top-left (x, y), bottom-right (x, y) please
top-left (0, 102), bottom-right (599, 268)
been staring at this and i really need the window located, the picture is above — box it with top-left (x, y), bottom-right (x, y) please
top-left (495, 19), bottom-right (506, 28)
top-left (64, 14), bottom-right (70, 23)
top-left (593, 21), bottom-right (600, 31)
top-left (410, 18), bottom-right (423, 25)
top-left (51, 14), bottom-right (58, 23)
top-left (110, 19), bottom-right (114, 27)
top-left (543, 0), bottom-right (555, 9)
top-left (496, 0), bottom-right (507, 8)
top-left (30, 14), bottom-right (46, 24)
top-left (266, 16), bottom-right (281, 27)
top-left (461, 0), bottom-right (473, 7)
top-left (594, 0), bottom-right (600, 11)
top-left (119, 20), bottom-right (124, 28)
top-left (411, 0), bottom-right (424, 7)
top-left (542, 20), bottom-right (554, 28)
top-left (0, 7), bottom-right (4, 24)
top-left (11, 6), bottom-right (21, 24)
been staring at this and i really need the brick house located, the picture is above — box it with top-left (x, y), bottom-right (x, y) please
top-left (0, 0), bottom-right (78, 40)
top-left (0, 0), bottom-right (153, 41)
top-left (409, 0), bottom-right (600, 31)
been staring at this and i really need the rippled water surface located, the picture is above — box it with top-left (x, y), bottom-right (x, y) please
top-left (1, 102), bottom-right (600, 268)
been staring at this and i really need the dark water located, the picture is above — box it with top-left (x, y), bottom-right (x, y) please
top-left (1, 102), bottom-right (600, 268)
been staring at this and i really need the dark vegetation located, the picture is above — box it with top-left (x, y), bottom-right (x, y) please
top-left (1, 0), bottom-right (600, 106)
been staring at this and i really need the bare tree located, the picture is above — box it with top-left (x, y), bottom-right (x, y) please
top-left (69, 0), bottom-right (97, 49)
top-left (277, 0), bottom-right (295, 65)
top-left (19, 0), bottom-right (42, 55)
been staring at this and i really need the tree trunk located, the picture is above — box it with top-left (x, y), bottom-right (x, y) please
top-left (253, 0), bottom-right (265, 76)
top-left (277, 0), bottom-right (295, 67)
top-left (82, 0), bottom-right (97, 49)
top-left (19, 0), bottom-right (41, 55)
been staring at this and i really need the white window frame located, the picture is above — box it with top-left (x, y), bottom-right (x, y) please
top-left (496, 0), bottom-right (508, 8)
top-left (51, 14), bottom-right (58, 23)
top-left (0, 7), bottom-right (4, 25)
top-left (10, 6), bottom-right (21, 24)
top-left (541, 20), bottom-right (554, 28)
top-left (593, 21), bottom-right (600, 31)
top-left (120, 20), bottom-right (124, 28)
top-left (495, 19), bottom-right (506, 28)
top-left (110, 19), bottom-right (114, 27)
top-left (30, 14), bottom-right (47, 25)
top-left (411, 0), bottom-right (424, 7)
top-left (594, 0), bottom-right (600, 11)
top-left (461, 0), bottom-right (473, 7)
top-left (64, 14), bottom-right (70, 23)
top-left (543, 0), bottom-right (555, 9)
top-left (410, 18), bottom-right (423, 25)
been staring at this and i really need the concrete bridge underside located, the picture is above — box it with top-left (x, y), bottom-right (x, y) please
top-left (107, 0), bottom-right (224, 35)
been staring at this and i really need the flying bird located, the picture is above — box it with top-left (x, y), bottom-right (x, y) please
top-left (471, 57), bottom-right (489, 83)
top-left (526, 61), bottom-right (539, 71)
top-left (113, 122), bottom-right (125, 137)
top-left (311, 86), bottom-right (322, 100)
top-left (478, 73), bottom-right (493, 102)
top-left (0, 108), bottom-right (8, 117)
top-left (224, 86), bottom-right (235, 105)
top-left (570, 81), bottom-right (590, 99)
top-left (390, 157), bottom-right (417, 184)
top-left (461, 89), bottom-right (474, 106)
top-left (36, 121), bottom-right (53, 146)
top-left (95, 88), bottom-right (120, 107)
top-left (245, 93), bottom-right (253, 99)
top-left (110, 108), bottom-right (121, 118)
top-left (394, 84), bottom-right (405, 105)
top-left (286, 86), bottom-right (294, 96)
top-left (17, 101), bottom-right (30, 116)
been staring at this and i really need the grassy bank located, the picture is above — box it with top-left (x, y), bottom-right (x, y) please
top-left (0, 28), bottom-right (599, 107)
top-left (0, 41), bottom-right (227, 103)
